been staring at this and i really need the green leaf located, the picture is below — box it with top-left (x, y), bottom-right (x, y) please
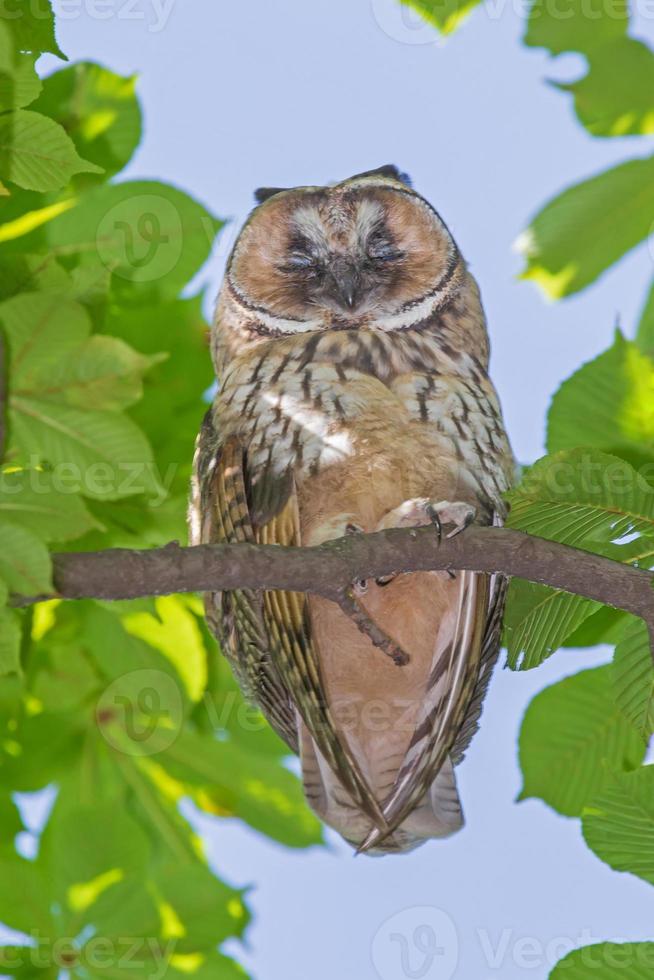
top-left (508, 448), bottom-right (654, 542)
top-left (122, 596), bottom-right (208, 703)
top-left (110, 753), bottom-right (198, 864)
top-left (400, 0), bottom-right (481, 35)
top-left (2, 291), bottom-right (163, 499)
top-left (80, 603), bottom-right (189, 728)
top-left (0, 946), bottom-right (58, 980)
top-left (546, 332), bottom-right (654, 454)
top-left (517, 155), bottom-right (654, 299)
top-left (44, 803), bottom-right (150, 894)
top-left (78, 876), bottom-right (160, 942)
top-left (0, 519), bottom-right (52, 593)
top-left (582, 765), bottom-right (654, 884)
top-left (157, 952), bottom-right (248, 980)
top-left (524, 0), bottom-right (627, 55)
top-left (57, 728), bottom-right (127, 814)
top-left (518, 666), bottom-right (645, 816)
top-left (0, 291), bottom-right (91, 383)
top-left (0, 467), bottom-right (99, 541)
top-left (159, 729), bottom-right (323, 848)
top-left (103, 293), bottom-right (213, 497)
top-left (0, 671), bottom-right (23, 724)
top-left (2, 0), bottom-right (65, 58)
top-left (636, 279), bottom-right (654, 356)
top-left (0, 109), bottom-right (101, 192)
top-left (37, 609), bottom-right (190, 800)
top-left (562, 606), bottom-right (630, 648)
top-left (44, 180), bottom-right (222, 298)
top-left (32, 644), bottom-right (99, 712)
top-left (0, 947), bottom-right (62, 978)
top-left (550, 943), bottom-right (654, 978)
top-left (0, 857), bottom-right (53, 934)
top-left (203, 647), bottom-right (289, 760)
top-left (612, 620), bottom-right (654, 738)
top-left (154, 864), bottom-right (249, 951)
top-left (71, 492), bottom-right (187, 551)
top-left (1, 952), bottom-right (59, 979)
top-left (35, 335), bottom-right (165, 411)
top-left (0, 23), bottom-right (42, 111)
top-left (557, 38), bottom-right (654, 138)
top-left (0, 253), bottom-right (70, 302)
top-left (9, 399), bottom-right (163, 500)
top-left (504, 583), bottom-right (600, 670)
top-left (69, 255), bottom-right (112, 324)
top-left (504, 448), bottom-right (654, 668)
top-left (0, 607), bottom-right (22, 675)
top-left (0, 793), bottom-right (22, 849)
top-left (0, 710), bottom-right (84, 791)
top-left (31, 61), bottom-right (142, 180)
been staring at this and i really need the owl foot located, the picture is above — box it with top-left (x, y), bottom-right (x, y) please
top-left (425, 500), bottom-right (477, 542)
top-left (374, 499), bottom-right (476, 585)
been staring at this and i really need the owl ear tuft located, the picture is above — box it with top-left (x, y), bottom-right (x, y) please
top-left (349, 165), bottom-right (412, 187)
top-left (254, 187), bottom-right (288, 204)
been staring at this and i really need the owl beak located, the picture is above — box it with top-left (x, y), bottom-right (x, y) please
top-left (332, 262), bottom-right (360, 311)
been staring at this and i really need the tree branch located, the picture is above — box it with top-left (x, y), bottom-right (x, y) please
top-left (11, 527), bottom-right (654, 647)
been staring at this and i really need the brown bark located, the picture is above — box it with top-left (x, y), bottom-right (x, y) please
top-left (11, 527), bottom-right (654, 651)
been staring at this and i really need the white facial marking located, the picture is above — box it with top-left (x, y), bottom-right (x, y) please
top-left (292, 207), bottom-right (327, 250)
top-left (354, 199), bottom-right (384, 246)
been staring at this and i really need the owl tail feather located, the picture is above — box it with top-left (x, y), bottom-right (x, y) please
top-left (355, 757), bottom-right (464, 855)
top-left (300, 724), bottom-right (463, 855)
top-left (357, 571), bottom-right (486, 853)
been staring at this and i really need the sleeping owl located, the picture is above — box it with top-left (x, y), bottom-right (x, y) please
top-left (189, 165), bottom-right (514, 854)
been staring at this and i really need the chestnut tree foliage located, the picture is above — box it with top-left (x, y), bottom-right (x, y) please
top-left (0, 6), bottom-right (321, 978)
top-left (0, 0), bottom-right (652, 976)
top-left (409, 0), bottom-right (654, 973)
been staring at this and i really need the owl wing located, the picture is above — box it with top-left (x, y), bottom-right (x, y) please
top-left (443, 376), bottom-right (514, 767)
top-left (452, 536), bottom-right (508, 764)
top-left (191, 409), bottom-right (387, 830)
top-left (191, 410), bottom-right (297, 749)
top-left (360, 373), bottom-right (514, 851)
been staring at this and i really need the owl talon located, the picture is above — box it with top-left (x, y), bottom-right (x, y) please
top-left (427, 501), bottom-right (476, 539)
top-left (425, 504), bottom-right (443, 543)
top-left (375, 499), bottom-right (476, 542)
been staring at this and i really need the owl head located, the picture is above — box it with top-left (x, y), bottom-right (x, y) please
top-left (224, 165), bottom-right (464, 334)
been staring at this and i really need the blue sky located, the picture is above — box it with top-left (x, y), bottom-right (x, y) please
top-left (38, 2), bottom-right (654, 978)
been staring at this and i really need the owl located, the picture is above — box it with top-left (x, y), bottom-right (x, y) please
top-left (190, 165), bottom-right (514, 854)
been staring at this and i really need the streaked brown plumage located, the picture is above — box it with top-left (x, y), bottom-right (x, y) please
top-left (189, 165), bottom-right (514, 853)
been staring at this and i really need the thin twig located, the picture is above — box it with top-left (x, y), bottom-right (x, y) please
top-left (334, 586), bottom-right (411, 666)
